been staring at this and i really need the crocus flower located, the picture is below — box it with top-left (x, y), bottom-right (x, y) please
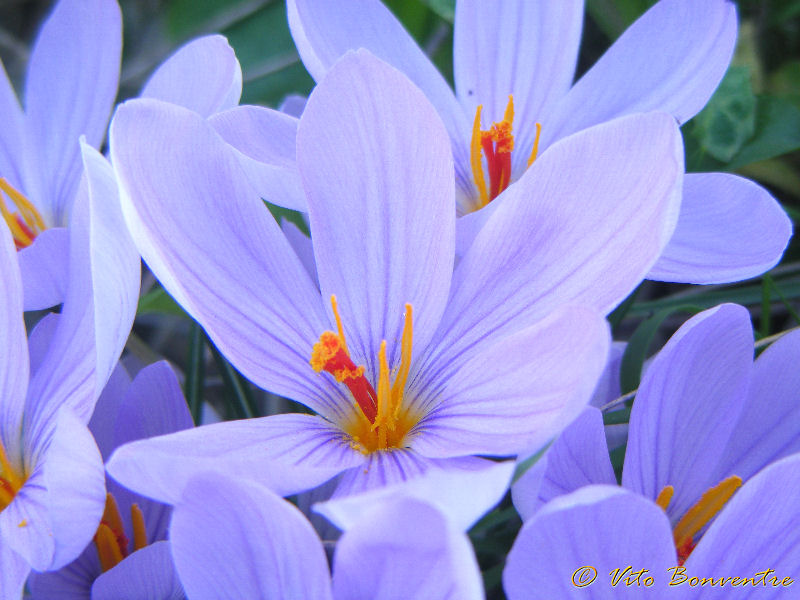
top-left (28, 361), bottom-right (192, 600)
top-left (513, 303), bottom-right (800, 568)
top-left (287, 0), bottom-right (791, 283)
top-left (104, 48), bottom-right (682, 504)
top-left (0, 0), bottom-right (243, 310)
top-left (504, 452), bottom-right (800, 598)
top-left (0, 143), bottom-right (136, 598)
top-left (169, 461), bottom-right (513, 599)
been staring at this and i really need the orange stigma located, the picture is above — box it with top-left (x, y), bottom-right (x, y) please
top-left (470, 95), bottom-right (542, 209)
top-left (656, 475), bottom-right (742, 565)
top-left (310, 296), bottom-right (419, 453)
top-left (0, 178), bottom-right (46, 250)
top-left (94, 494), bottom-right (150, 572)
top-left (0, 439), bottom-right (24, 512)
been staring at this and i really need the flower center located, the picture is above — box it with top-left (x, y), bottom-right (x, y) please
top-left (0, 439), bottom-right (25, 512)
top-left (469, 95), bottom-right (542, 210)
top-left (94, 493), bottom-right (149, 572)
top-left (0, 178), bottom-right (46, 250)
top-left (310, 296), bottom-right (419, 453)
top-left (656, 475), bottom-right (742, 565)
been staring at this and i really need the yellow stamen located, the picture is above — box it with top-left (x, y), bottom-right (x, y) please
top-left (374, 341), bottom-right (391, 448)
top-left (0, 441), bottom-right (22, 493)
top-left (0, 486), bottom-right (14, 508)
top-left (0, 178), bottom-right (45, 249)
top-left (503, 94), bottom-right (514, 124)
top-left (470, 105), bottom-right (489, 208)
top-left (390, 304), bottom-right (413, 416)
top-left (131, 504), bottom-right (147, 551)
top-left (95, 523), bottom-right (125, 572)
top-left (527, 122), bottom-right (542, 167)
top-left (673, 475), bottom-right (742, 549)
top-left (330, 294), bottom-right (348, 355)
top-left (655, 485), bottom-right (674, 511)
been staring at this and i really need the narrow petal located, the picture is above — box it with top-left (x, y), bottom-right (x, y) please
top-left (24, 0), bottom-right (121, 225)
top-left (412, 306), bottom-right (609, 458)
top-left (0, 223), bottom-right (28, 445)
top-left (282, 220), bottom-right (318, 285)
top-left (298, 51), bottom-right (454, 373)
top-left (454, 0), bottom-right (584, 176)
top-left (545, 0), bottom-right (737, 145)
top-left (17, 227), bottom-right (69, 310)
top-left (504, 486), bottom-right (676, 599)
top-left (110, 98), bottom-right (346, 419)
top-left (208, 105), bottom-right (306, 211)
top-left (422, 113), bottom-right (682, 381)
top-left (287, 0), bottom-right (471, 187)
top-left (512, 407), bottom-right (616, 521)
top-left (171, 474), bottom-right (333, 600)
top-left (317, 459), bottom-right (513, 532)
top-left (332, 497), bottom-right (483, 600)
top-left (0, 61), bottom-right (25, 192)
top-left (91, 541), bottom-right (184, 600)
top-left (684, 453), bottom-right (800, 597)
top-left (622, 304), bottom-right (753, 522)
top-left (106, 414), bottom-right (364, 504)
top-left (648, 173), bottom-right (792, 284)
top-left (713, 328), bottom-right (800, 484)
top-left (140, 34), bottom-right (242, 117)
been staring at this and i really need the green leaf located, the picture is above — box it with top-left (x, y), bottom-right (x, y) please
top-left (186, 321), bottom-right (206, 425)
top-left (513, 441), bottom-right (552, 483)
top-left (418, 0), bottom-right (454, 22)
top-left (619, 305), bottom-right (701, 394)
top-left (586, 0), bottom-right (655, 40)
top-left (138, 286), bottom-right (189, 318)
top-left (689, 66), bottom-right (756, 163)
top-left (728, 96), bottom-right (800, 169)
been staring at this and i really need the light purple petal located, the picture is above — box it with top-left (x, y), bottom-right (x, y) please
top-left (504, 486), bottom-right (675, 599)
top-left (298, 51), bottom-right (454, 374)
top-left (287, 0), bottom-right (471, 196)
top-left (91, 541), bottom-right (184, 600)
top-left (208, 105), bottom-right (305, 211)
top-left (332, 497), bottom-right (483, 600)
top-left (140, 34), bottom-right (241, 117)
top-left (622, 304), bottom-right (753, 522)
top-left (317, 459), bottom-right (513, 532)
top-left (713, 328), bottom-right (800, 484)
top-left (454, 0), bottom-right (583, 177)
top-left (87, 363), bottom-right (131, 460)
top-left (0, 463), bottom-right (54, 570)
top-left (171, 474), bottom-right (333, 600)
top-left (111, 98), bottom-right (347, 419)
top-left (24, 0), bottom-right (121, 225)
top-left (422, 112), bottom-right (682, 383)
top-left (0, 61), bottom-right (24, 190)
top-left (0, 223), bottom-right (28, 447)
top-left (648, 173), bottom-right (792, 284)
top-left (545, 0), bottom-right (737, 146)
top-left (684, 453), bottom-right (800, 598)
top-left (0, 544), bottom-right (28, 600)
top-left (512, 407), bottom-right (616, 521)
top-left (17, 227), bottom-right (69, 310)
top-left (412, 306), bottom-right (609, 458)
top-left (106, 413), bottom-right (363, 504)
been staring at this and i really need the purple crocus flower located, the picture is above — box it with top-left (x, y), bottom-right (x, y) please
top-left (0, 0), bottom-right (243, 310)
top-left (513, 303), bottom-right (800, 566)
top-left (28, 361), bottom-right (192, 600)
top-left (504, 452), bottom-right (800, 598)
top-left (287, 0), bottom-right (791, 283)
top-left (169, 461), bottom-right (512, 599)
top-left (0, 144), bottom-right (137, 597)
top-left (104, 48), bottom-right (685, 504)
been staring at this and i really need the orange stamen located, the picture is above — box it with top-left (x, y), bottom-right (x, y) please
top-left (131, 503), bottom-right (147, 551)
top-left (0, 440), bottom-right (24, 511)
top-left (94, 493), bottom-right (129, 572)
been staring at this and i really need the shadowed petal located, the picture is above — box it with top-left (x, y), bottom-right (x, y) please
top-left (141, 34), bottom-right (242, 117)
top-left (172, 474), bottom-right (333, 600)
top-left (332, 497), bottom-right (483, 600)
top-left (209, 105), bottom-right (305, 211)
top-left (412, 306), bottom-right (609, 458)
top-left (512, 407), bottom-right (615, 521)
top-left (282, 220), bottom-right (318, 285)
top-left (111, 98), bottom-right (347, 419)
top-left (545, 0), bottom-right (736, 146)
top-left (504, 486), bottom-right (675, 599)
top-left (91, 541), bottom-right (184, 600)
top-left (0, 61), bottom-right (24, 190)
top-left (422, 113), bottom-right (682, 383)
top-left (17, 227), bottom-right (69, 310)
top-left (24, 0), bottom-right (121, 225)
top-left (648, 173), bottom-right (791, 284)
top-left (622, 304), bottom-right (753, 522)
top-left (298, 51), bottom-right (454, 374)
top-left (106, 414), bottom-right (364, 504)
